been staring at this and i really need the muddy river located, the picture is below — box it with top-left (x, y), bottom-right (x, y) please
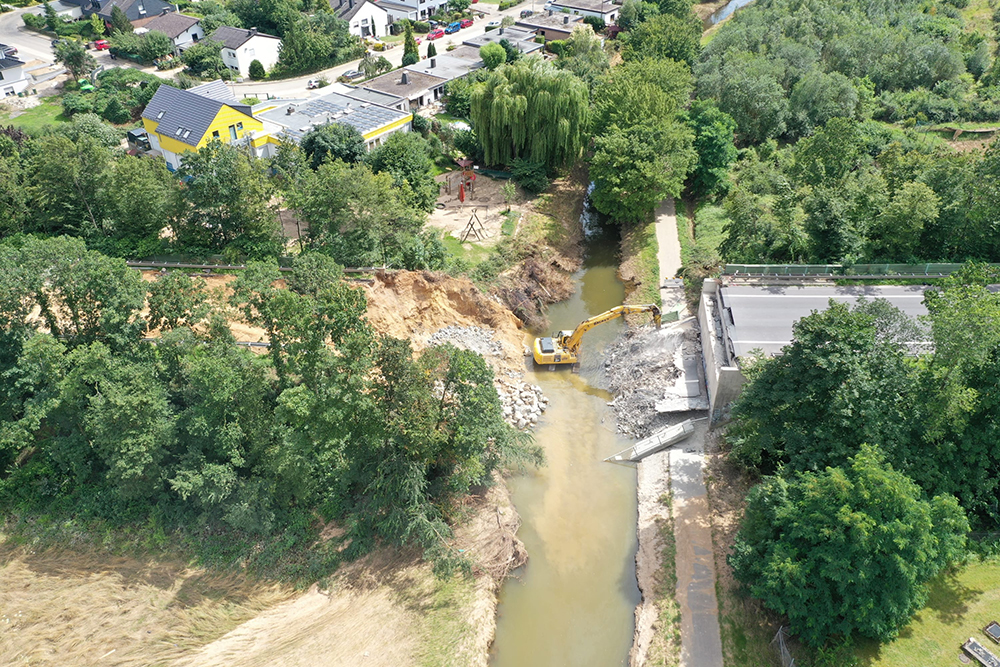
top-left (490, 210), bottom-right (641, 666)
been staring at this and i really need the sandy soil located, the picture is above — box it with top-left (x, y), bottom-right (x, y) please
top-left (429, 171), bottom-right (522, 242)
top-left (363, 270), bottom-right (527, 376)
top-left (693, 0), bottom-right (728, 21)
top-left (178, 482), bottom-right (522, 667)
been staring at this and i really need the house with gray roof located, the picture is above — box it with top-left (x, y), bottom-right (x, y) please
top-left (542, 0), bottom-right (621, 23)
top-left (330, 0), bottom-right (389, 37)
top-left (403, 54), bottom-right (482, 83)
top-left (132, 11), bottom-right (203, 54)
top-left (359, 68), bottom-right (448, 109)
top-left (95, 0), bottom-right (176, 23)
top-left (0, 52), bottom-right (32, 97)
top-left (516, 10), bottom-right (584, 41)
top-left (211, 26), bottom-right (282, 78)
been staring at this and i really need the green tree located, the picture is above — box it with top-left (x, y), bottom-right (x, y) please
top-left (98, 153), bottom-right (177, 255)
top-left (55, 40), bottom-right (96, 79)
top-left (728, 299), bottom-right (920, 474)
top-left (365, 131), bottom-right (439, 212)
top-left (294, 160), bottom-right (426, 267)
top-left (110, 5), bottom-right (133, 33)
top-left (480, 41), bottom-right (506, 70)
top-left (402, 22), bottom-right (419, 66)
top-left (591, 57), bottom-right (692, 137)
top-left (555, 25), bottom-right (609, 86)
top-left (590, 121), bottom-right (695, 222)
top-left (868, 181), bottom-right (939, 259)
top-left (181, 39), bottom-right (229, 78)
top-left (787, 69), bottom-right (861, 137)
top-left (175, 141), bottom-right (281, 258)
top-left (686, 99), bottom-right (738, 197)
top-left (249, 59), bottom-right (266, 79)
top-left (27, 134), bottom-right (113, 238)
top-left (470, 56), bottom-right (589, 169)
top-left (102, 97), bottom-right (130, 124)
top-left (90, 13), bottom-right (105, 37)
top-left (730, 445), bottom-right (968, 646)
top-left (426, 40), bottom-right (437, 58)
top-left (60, 112), bottom-right (122, 148)
top-left (139, 30), bottom-right (174, 62)
top-left (300, 122), bottom-right (367, 169)
top-left (620, 13), bottom-right (700, 64)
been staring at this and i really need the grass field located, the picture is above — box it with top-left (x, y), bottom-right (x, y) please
top-left (620, 216), bottom-right (661, 307)
top-left (0, 96), bottom-right (69, 132)
top-left (856, 559), bottom-right (1000, 667)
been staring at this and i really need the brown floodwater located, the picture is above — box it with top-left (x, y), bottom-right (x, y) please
top-left (490, 215), bottom-right (641, 667)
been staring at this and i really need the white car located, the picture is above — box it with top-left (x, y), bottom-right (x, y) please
top-left (485, 19), bottom-right (502, 30)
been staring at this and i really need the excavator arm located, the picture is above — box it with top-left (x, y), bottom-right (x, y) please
top-left (560, 304), bottom-right (661, 354)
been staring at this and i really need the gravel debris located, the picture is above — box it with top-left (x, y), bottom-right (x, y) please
top-left (603, 324), bottom-right (684, 438)
top-left (428, 325), bottom-right (506, 360)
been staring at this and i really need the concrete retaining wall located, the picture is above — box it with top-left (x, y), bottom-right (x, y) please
top-left (698, 280), bottom-right (745, 418)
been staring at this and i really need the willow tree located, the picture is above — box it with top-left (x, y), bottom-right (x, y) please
top-left (470, 57), bottom-right (589, 170)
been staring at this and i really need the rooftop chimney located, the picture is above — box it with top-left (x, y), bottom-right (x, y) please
top-left (250, 27), bottom-right (257, 35)
top-left (563, 15), bottom-right (569, 23)
top-left (160, 8), bottom-right (168, 15)
top-left (348, 0), bottom-right (354, 8)
top-left (286, 106), bottom-right (294, 115)
top-left (498, 27), bottom-right (504, 34)
top-left (429, 57), bottom-right (436, 68)
top-left (401, 71), bottom-right (409, 84)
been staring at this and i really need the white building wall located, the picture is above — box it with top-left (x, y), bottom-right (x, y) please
top-left (173, 23), bottom-right (205, 54)
top-left (222, 35), bottom-right (282, 78)
top-left (384, 0), bottom-right (448, 20)
top-left (0, 66), bottom-right (32, 96)
top-left (346, 3), bottom-right (389, 37)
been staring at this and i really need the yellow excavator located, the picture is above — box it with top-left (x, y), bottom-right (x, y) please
top-left (532, 304), bottom-right (661, 368)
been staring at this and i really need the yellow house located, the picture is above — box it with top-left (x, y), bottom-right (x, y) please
top-left (141, 80), bottom-right (275, 171)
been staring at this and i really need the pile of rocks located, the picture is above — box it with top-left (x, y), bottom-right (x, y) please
top-left (496, 380), bottom-right (548, 430)
top-left (427, 325), bottom-right (505, 359)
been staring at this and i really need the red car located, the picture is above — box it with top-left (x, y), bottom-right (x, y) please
top-left (460, 18), bottom-right (473, 27)
top-left (427, 28), bottom-right (445, 40)
top-left (94, 39), bottom-right (109, 50)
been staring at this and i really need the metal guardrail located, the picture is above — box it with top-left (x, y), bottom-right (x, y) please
top-left (723, 263), bottom-right (998, 278)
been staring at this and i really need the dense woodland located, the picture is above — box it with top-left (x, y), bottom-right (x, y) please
top-left (0, 238), bottom-right (540, 576)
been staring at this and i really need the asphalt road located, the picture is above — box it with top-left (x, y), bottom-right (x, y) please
top-left (719, 284), bottom-right (931, 357)
top-left (0, 4), bottom-right (58, 65)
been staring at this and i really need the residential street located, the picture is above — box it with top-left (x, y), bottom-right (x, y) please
top-left (0, 4), bottom-right (59, 65)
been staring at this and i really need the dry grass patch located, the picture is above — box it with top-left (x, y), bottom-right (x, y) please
top-left (0, 542), bottom-right (296, 667)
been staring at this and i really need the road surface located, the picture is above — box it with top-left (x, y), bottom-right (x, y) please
top-left (0, 4), bottom-right (58, 65)
top-left (719, 284), bottom-right (931, 357)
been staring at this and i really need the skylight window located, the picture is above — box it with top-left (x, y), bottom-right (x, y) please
top-left (156, 110), bottom-right (165, 119)
top-left (175, 127), bottom-right (183, 136)
top-left (182, 130), bottom-right (191, 139)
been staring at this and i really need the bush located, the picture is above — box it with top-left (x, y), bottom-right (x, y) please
top-left (62, 92), bottom-right (94, 116)
top-left (583, 15), bottom-right (605, 31)
top-left (248, 59), bottom-right (265, 79)
top-left (413, 20), bottom-right (430, 33)
top-left (411, 112), bottom-right (430, 135)
top-left (547, 39), bottom-right (567, 57)
top-left (22, 12), bottom-right (45, 30)
top-left (102, 97), bottom-right (131, 124)
top-left (453, 128), bottom-right (484, 163)
top-left (510, 158), bottom-right (549, 193)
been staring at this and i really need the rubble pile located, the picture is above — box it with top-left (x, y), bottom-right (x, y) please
top-left (495, 380), bottom-right (548, 431)
top-left (603, 325), bottom-right (683, 438)
top-left (427, 325), bottom-right (506, 360)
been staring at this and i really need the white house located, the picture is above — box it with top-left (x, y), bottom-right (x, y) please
top-left (132, 11), bottom-right (204, 55)
top-left (542, 0), bottom-right (621, 23)
top-left (330, 0), bottom-right (390, 38)
top-left (212, 26), bottom-right (282, 78)
top-left (0, 52), bottom-right (32, 97)
top-left (375, 0), bottom-right (448, 22)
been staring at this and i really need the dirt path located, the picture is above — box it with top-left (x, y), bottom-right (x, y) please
top-left (655, 200), bottom-right (683, 283)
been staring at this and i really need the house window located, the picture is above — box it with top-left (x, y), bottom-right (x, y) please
top-left (236, 122), bottom-right (243, 131)
top-left (182, 130), bottom-right (191, 139)
top-left (361, 18), bottom-right (368, 24)
top-left (175, 127), bottom-right (183, 136)
top-left (156, 110), bottom-right (165, 119)
top-left (193, 34), bottom-right (199, 42)
top-left (229, 125), bottom-right (237, 141)
top-left (213, 130), bottom-right (220, 139)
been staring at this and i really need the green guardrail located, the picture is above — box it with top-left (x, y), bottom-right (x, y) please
top-left (723, 263), bottom-right (1000, 276)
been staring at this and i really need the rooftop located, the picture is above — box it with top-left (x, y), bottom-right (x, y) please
top-left (0, 54), bottom-right (25, 71)
top-left (360, 68), bottom-right (447, 99)
top-left (446, 45), bottom-right (485, 61)
top-left (328, 82), bottom-right (407, 109)
top-left (462, 27), bottom-right (544, 52)
top-left (256, 91), bottom-right (411, 141)
top-left (716, 284), bottom-right (931, 359)
top-left (132, 11), bottom-right (200, 38)
top-left (516, 11), bottom-right (584, 29)
top-left (142, 81), bottom-right (252, 146)
top-left (211, 25), bottom-right (279, 50)
top-left (403, 54), bottom-right (480, 82)
top-left (330, 0), bottom-right (383, 20)
top-left (545, 0), bottom-right (622, 12)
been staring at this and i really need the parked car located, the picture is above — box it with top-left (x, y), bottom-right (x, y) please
top-left (427, 28), bottom-right (445, 39)
top-left (307, 79), bottom-right (320, 89)
top-left (428, 20), bottom-right (441, 27)
top-left (94, 39), bottom-right (109, 50)
top-left (445, 21), bottom-right (461, 34)
top-left (0, 43), bottom-right (17, 56)
top-left (519, 9), bottom-right (533, 17)
top-left (484, 19), bottom-right (501, 30)
top-left (460, 18), bottom-right (473, 28)
top-left (342, 69), bottom-right (364, 80)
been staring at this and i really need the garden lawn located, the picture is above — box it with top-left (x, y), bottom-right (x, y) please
top-left (857, 559), bottom-right (1000, 667)
top-left (0, 96), bottom-right (70, 132)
